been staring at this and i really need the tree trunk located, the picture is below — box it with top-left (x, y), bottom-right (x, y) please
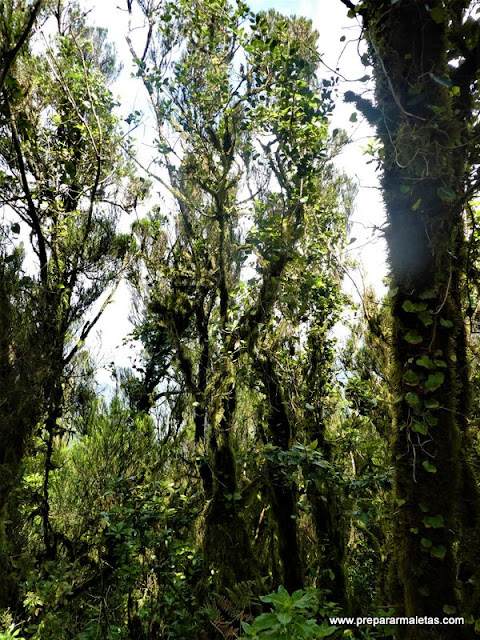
top-left (259, 355), bottom-right (303, 592)
top-left (305, 329), bottom-right (347, 607)
top-left (344, 1), bottom-right (480, 636)
top-left (203, 375), bottom-right (257, 592)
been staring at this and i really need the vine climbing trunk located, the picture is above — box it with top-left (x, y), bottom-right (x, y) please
top-left (340, 1), bottom-right (480, 637)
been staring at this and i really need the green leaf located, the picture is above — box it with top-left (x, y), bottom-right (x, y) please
top-left (241, 621), bottom-right (253, 634)
top-left (11, 222), bottom-right (20, 234)
top-left (388, 286), bottom-right (399, 298)
top-left (412, 422), bottom-right (428, 435)
top-left (64, 161), bottom-right (76, 178)
top-left (443, 604), bottom-right (455, 614)
top-left (424, 412), bottom-right (438, 426)
top-left (431, 545), bottom-right (447, 559)
top-left (423, 514), bottom-right (445, 529)
top-left (416, 355), bottom-right (434, 369)
top-left (422, 460), bottom-right (436, 473)
top-left (404, 330), bottom-right (423, 344)
top-left (440, 318), bottom-right (453, 328)
top-left (276, 612), bottom-right (292, 625)
top-left (421, 537), bottom-right (432, 548)
top-left (252, 613), bottom-right (279, 630)
top-left (412, 198), bottom-right (422, 211)
top-left (400, 184), bottom-right (410, 193)
top-left (430, 104), bottom-right (445, 115)
top-left (429, 6), bottom-right (445, 23)
top-left (437, 186), bottom-right (456, 200)
top-left (429, 72), bottom-right (452, 88)
top-left (425, 371), bottom-right (445, 391)
top-left (402, 300), bottom-right (427, 312)
top-left (424, 398), bottom-right (440, 409)
top-left (418, 311), bottom-right (433, 326)
top-left (405, 392), bottom-right (421, 406)
top-left (403, 369), bottom-right (420, 385)
top-left (419, 289), bottom-right (437, 299)
top-left (349, 112), bottom-right (358, 123)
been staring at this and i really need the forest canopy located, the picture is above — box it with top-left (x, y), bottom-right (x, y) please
top-left (0, 1), bottom-right (479, 639)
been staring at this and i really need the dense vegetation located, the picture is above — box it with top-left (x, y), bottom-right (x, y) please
top-left (0, 1), bottom-right (479, 639)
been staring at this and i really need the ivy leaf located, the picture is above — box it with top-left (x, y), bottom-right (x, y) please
top-left (404, 330), bottom-right (423, 344)
top-left (412, 422), bottom-right (428, 435)
top-left (422, 460), bottom-right (437, 473)
top-left (405, 392), bottom-right (421, 406)
top-left (424, 412), bottom-right (438, 426)
top-left (431, 545), bottom-right (447, 559)
top-left (440, 318), bottom-right (453, 328)
top-left (421, 537), bottom-right (432, 548)
top-left (402, 300), bottom-right (427, 312)
top-left (403, 369), bottom-right (420, 385)
top-left (419, 289), bottom-right (437, 299)
top-left (423, 514), bottom-right (445, 529)
top-left (418, 311), bottom-right (433, 326)
top-left (425, 372), bottom-right (444, 391)
top-left (416, 355), bottom-right (434, 369)
top-left (424, 398), bottom-right (440, 409)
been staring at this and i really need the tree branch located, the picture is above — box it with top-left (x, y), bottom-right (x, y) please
top-left (0, 0), bottom-right (44, 90)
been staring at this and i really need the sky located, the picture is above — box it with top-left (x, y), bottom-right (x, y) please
top-left (80, 0), bottom-right (388, 387)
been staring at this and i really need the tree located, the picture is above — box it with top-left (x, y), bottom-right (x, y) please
top-left (0, 244), bottom-right (45, 607)
top-left (0, 0), bottom-right (138, 587)
top-left (340, 0), bottom-right (480, 636)
top-left (127, 0), bottom-right (351, 596)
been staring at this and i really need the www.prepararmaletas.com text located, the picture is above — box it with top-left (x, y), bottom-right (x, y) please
top-left (329, 615), bottom-right (465, 627)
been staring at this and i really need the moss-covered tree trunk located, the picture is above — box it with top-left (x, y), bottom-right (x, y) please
top-left (203, 371), bottom-right (258, 591)
top-left (340, 1), bottom-right (480, 636)
top-left (258, 355), bottom-right (303, 593)
top-left (304, 329), bottom-right (347, 608)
